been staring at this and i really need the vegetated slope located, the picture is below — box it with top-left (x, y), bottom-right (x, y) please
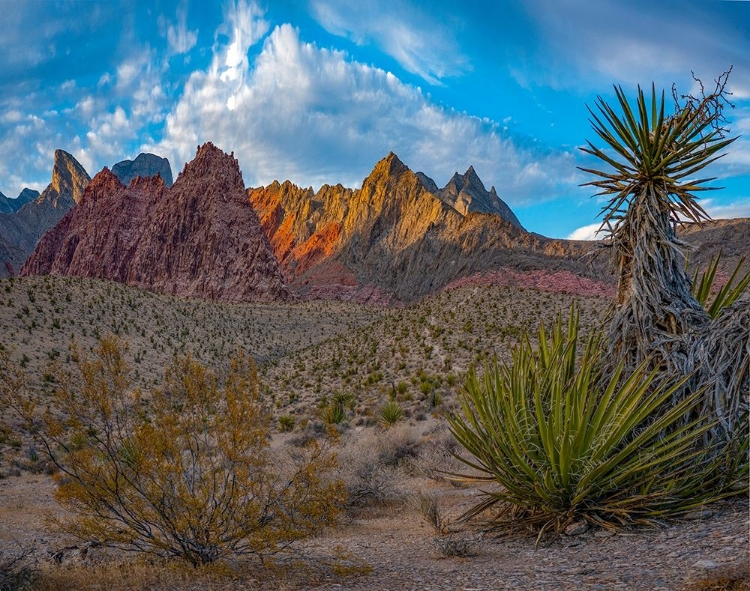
top-left (260, 285), bottom-right (609, 423)
top-left (22, 143), bottom-right (290, 302)
top-left (248, 153), bottom-right (606, 303)
top-left (0, 150), bottom-right (90, 277)
top-left (111, 152), bottom-right (174, 187)
top-left (0, 275), bottom-right (383, 395)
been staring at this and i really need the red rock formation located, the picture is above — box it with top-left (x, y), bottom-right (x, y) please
top-left (22, 143), bottom-right (290, 303)
top-left (249, 152), bottom-right (605, 302)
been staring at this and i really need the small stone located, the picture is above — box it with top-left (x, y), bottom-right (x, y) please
top-left (564, 520), bottom-right (589, 536)
top-left (693, 559), bottom-right (719, 570)
top-left (594, 530), bottom-right (615, 538)
top-left (684, 509), bottom-right (714, 520)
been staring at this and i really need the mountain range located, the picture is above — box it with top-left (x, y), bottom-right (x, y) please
top-left (4, 144), bottom-right (749, 303)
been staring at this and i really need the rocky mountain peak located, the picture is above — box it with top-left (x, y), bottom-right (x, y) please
top-left (415, 172), bottom-right (439, 193)
top-left (372, 152), bottom-right (408, 179)
top-left (23, 143), bottom-right (289, 302)
top-left (112, 153), bottom-right (173, 187)
top-left (85, 167), bottom-right (124, 199)
top-left (51, 149), bottom-right (90, 205)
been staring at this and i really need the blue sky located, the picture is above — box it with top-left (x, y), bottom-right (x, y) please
top-left (0, 0), bottom-right (748, 239)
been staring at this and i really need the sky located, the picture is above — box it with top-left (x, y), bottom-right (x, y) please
top-left (0, 0), bottom-right (749, 239)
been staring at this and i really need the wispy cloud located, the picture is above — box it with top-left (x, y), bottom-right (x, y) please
top-left (309, 0), bottom-right (469, 85)
top-left (517, 0), bottom-right (750, 95)
top-left (567, 222), bottom-right (603, 241)
top-left (159, 1), bottom-right (198, 56)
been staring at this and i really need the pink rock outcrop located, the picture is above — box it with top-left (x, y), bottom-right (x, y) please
top-left (22, 143), bottom-right (290, 302)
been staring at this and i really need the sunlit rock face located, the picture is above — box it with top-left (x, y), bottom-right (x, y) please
top-left (248, 152), bottom-right (604, 302)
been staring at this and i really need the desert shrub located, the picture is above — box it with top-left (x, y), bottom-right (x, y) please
top-left (378, 401), bottom-right (403, 428)
top-left (448, 307), bottom-right (748, 536)
top-left (278, 414), bottom-right (296, 432)
top-left (0, 544), bottom-right (36, 590)
top-left (16, 336), bottom-right (345, 567)
top-left (321, 402), bottom-right (346, 425)
top-left (335, 428), bottom-right (418, 510)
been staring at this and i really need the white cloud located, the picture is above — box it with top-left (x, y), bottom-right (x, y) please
top-left (517, 0), bottom-right (750, 95)
top-left (310, 0), bottom-right (469, 85)
top-left (160, 1), bottom-right (198, 56)
top-left (567, 222), bottom-right (604, 241)
top-left (153, 13), bottom-right (576, 207)
top-left (702, 198), bottom-right (750, 220)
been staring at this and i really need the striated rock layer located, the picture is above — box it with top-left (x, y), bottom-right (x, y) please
top-left (0, 150), bottom-right (89, 277)
top-left (22, 143), bottom-right (290, 302)
top-left (248, 152), bottom-right (603, 302)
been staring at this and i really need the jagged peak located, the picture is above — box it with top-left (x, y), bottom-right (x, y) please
top-left (128, 174), bottom-right (167, 192)
top-left (462, 165), bottom-right (486, 191)
top-left (374, 151), bottom-right (408, 175)
top-left (85, 167), bottom-right (125, 199)
top-left (51, 149), bottom-right (90, 204)
top-left (177, 143), bottom-right (243, 189)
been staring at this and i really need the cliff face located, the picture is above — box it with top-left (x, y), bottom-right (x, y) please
top-left (22, 143), bottom-right (290, 302)
top-left (0, 150), bottom-right (90, 277)
top-left (249, 152), bottom-right (599, 301)
top-left (112, 153), bottom-right (174, 187)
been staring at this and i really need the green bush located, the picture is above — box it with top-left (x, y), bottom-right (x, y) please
top-left (378, 401), bottom-right (403, 429)
top-left (321, 402), bottom-right (346, 425)
top-left (448, 307), bottom-right (748, 535)
top-left (278, 414), bottom-right (296, 432)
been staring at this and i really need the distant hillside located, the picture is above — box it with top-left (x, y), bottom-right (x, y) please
top-left (112, 152), bottom-right (174, 187)
top-left (0, 188), bottom-right (39, 214)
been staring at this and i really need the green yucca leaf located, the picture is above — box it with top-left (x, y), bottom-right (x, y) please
top-left (691, 252), bottom-right (750, 318)
top-left (447, 306), bottom-right (747, 534)
top-left (580, 83), bottom-right (738, 231)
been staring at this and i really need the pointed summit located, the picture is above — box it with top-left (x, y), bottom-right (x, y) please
top-left (0, 149), bottom-right (90, 277)
top-left (51, 149), bottom-right (90, 205)
top-left (435, 165), bottom-right (523, 229)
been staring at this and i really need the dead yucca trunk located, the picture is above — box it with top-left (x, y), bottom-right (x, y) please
top-left (581, 70), bottom-right (748, 441)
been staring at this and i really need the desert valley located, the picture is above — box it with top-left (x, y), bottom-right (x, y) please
top-left (0, 136), bottom-right (748, 590)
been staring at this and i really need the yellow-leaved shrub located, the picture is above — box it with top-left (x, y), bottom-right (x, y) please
top-left (31, 336), bottom-right (345, 566)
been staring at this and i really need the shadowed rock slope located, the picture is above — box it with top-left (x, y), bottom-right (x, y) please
top-left (0, 150), bottom-right (89, 277)
top-left (0, 188), bottom-right (39, 214)
top-left (249, 152), bottom-right (601, 302)
top-left (22, 143), bottom-right (289, 302)
top-left (112, 152), bottom-right (174, 187)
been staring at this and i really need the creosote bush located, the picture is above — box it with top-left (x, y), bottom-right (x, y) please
top-left (448, 307), bottom-right (748, 537)
top-left (13, 336), bottom-right (345, 567)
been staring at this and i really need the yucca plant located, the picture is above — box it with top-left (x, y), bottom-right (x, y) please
top-left (580, 72), bottom-right (736, 367)
top-left (581, 71), bottom-right (748, 441)
top-left (448, 308), bottom-right (747, 537)
top-left (691, 252), bottom-right (750, 319)
top-left (378, 401), bottom-right (404, 429)
top-left (321, 401), bottom-right (347, 425)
